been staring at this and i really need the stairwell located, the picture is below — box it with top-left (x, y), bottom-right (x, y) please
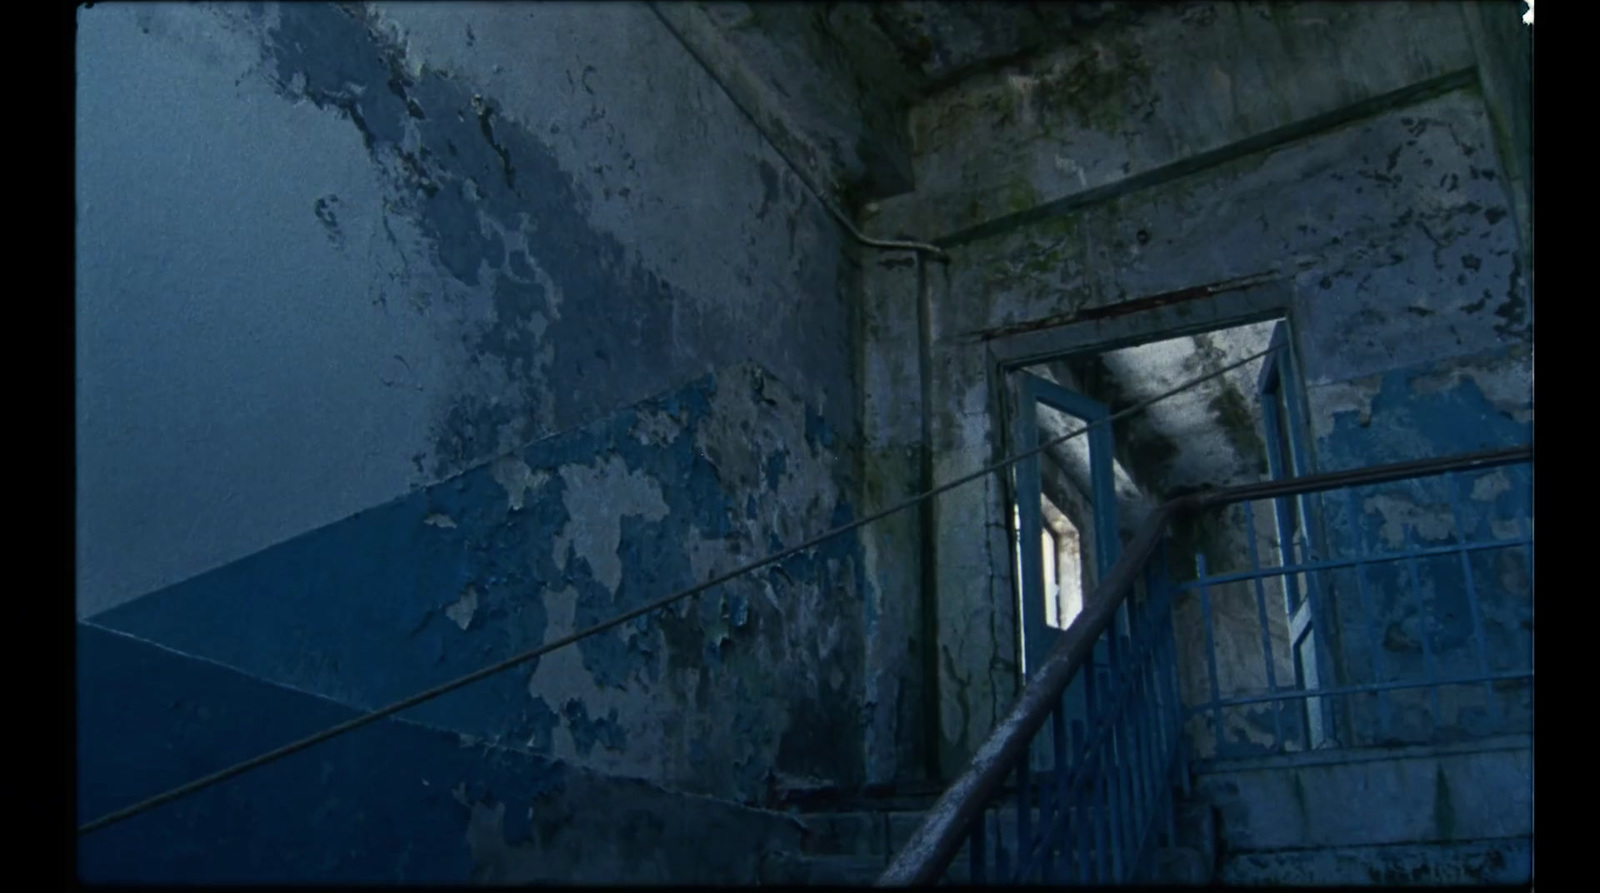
top-left (856, 738), bottom-right (1533, 886)
top-left (878, 450), bottom-right (1533, 887)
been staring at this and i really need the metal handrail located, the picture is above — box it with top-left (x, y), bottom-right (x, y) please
top-left (877, 444), bottom-right (1531, 885)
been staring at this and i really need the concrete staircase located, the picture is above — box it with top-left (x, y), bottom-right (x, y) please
top-left (767, 803), bottom-right (1010, 884)
top-left (1179, 737), bottom-right (1533, 886)
top-left (775, 794), bottom-right (1211, 884)
top-left (80, 615), bottom-right (1532, 886)
top-left (801, 734), bottom-right (1534, 887)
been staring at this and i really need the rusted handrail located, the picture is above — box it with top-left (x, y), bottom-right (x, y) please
top-left (877, 443), bottom-right (1531, 886)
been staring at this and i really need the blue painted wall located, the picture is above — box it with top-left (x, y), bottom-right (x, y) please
top-left (76, 1), bottom-right (858, 616)
top-left (76, 2), bottom-right (874, 878)
top-left (93, 366), bottom-right (868, 808)
top-left (77, 623), bottom-right (807, 884)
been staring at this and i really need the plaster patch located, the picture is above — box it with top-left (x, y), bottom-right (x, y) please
top-left (1308, 377), bottom-right (1380, 439)
top-left (1471, 470), bottom-right (1512, 503)
top-left (1410, 359), bottom-right (1533, 424)
top-left (424, 513), bottom-right (458, 528)
top-left (554, 455), bottom-right (670, 592)
top-left (631, 406), bottom-right (684, 448)
top-left (683, 528), bottom-right (743, 587)
top-left (491, 456), bottom-right (550, 512)
top-left (526, 585), bottom-right (657, 778)
top-left (1363, 495), bottom-right (1455, 549)
top-left (446, 585), bottom-right (479, 630)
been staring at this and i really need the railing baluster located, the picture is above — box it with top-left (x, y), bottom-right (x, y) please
top-left (1140, 554), bottom-right (1170, 788)
top-left (1445, 472), bottom-right (1502, 725)
top-left (1048, 701), bottom-right (1067, 882)
top-left (1091, 753), bottom-right (1108, 883)
top-left (1098, 662), bottom-right (1125, 882)
top-left (1016, 757), bottom-right (1031, 881)
top-left (1036, 734), bottom-right (1053, 882)
top-left (1084, 660), bottom-right (1105, 888)
top-left (1103, 619), bottom-right (1126, 876)
top-left (1125, 600), bottom-right (1151, 863)
top-left (1117, 627), bottom-right (1144, 877)
top-left (1134, 625), bottom-right (1160, 862)
top-left (994, 806), bottom-right (1009, 881)
top-left (1065, 718), bottom-right (1083, 884)
top-left (1343, 486), bottom-right (1393, 742)
top-left (1403, 524), bottom-right (1443, 722)
top-left (1519, 503), bottom-right (1533, 641)
top-left (1243, 499), bottom-right (1288, 751)
top-left (1520, 464), bottom-right (1534, 594)
top-left (970, 807), bottom-right (986, 885)
top-left (1157, 541), bottom-right (1191, 799)
top-left (1196, 552), bottom-right (1225, 756)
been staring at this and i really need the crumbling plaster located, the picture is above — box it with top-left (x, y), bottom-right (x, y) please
top-left (77, 1), bottom-right (856, 618)
top-left (860, 1), bottom-right (1530, 773)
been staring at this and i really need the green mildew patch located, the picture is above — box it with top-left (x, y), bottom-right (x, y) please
top-left (1209, 383), bottom-right (1269, 476)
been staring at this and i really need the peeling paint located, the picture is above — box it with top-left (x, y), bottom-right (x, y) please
top-left (1363, 494), bottom-right (1456, 549)
top-left (491, 456), bottom-right (549, 513)
top-left (553, 455), bottom-right (670, 593)
top-left (445, 585), bottom-right (479, 631)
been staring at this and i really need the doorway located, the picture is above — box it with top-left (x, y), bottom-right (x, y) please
top-left (1005, 313), bottom-right (1333, 749)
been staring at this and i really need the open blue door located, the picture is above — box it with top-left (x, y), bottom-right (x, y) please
top-left (1013, 372), bottom-right (1121, 679)
top-left (1257, 321), bottom-right (1335, 749)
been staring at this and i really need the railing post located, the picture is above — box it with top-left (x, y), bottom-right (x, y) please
top-left (1196, 552), bottom-right (1225, 758)
top-left (1242, 500), bottom-right (1288, 751)
top-left (879, 448), bottom-right (1530, 887)
top-left (1445, 472), bottom-right (1503, 726)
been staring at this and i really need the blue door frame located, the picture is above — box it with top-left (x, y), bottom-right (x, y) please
top-left (1256, 321), bottom-right (1337, 747)
top-left (1013, 373), bottom-right (1121, 679)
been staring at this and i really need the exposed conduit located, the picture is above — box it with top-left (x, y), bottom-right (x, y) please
top-left (644, 1), bottom-right (949, 262)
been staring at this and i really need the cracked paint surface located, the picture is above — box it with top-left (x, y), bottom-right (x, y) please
top-left (860, 5), bottom-right (1529, 773)
top-left (77, 622), bottom-right (808, 884)
top-left (76, 0), bottom-right (855, 618)
top-left (96, 364), bottom-right (866, 808)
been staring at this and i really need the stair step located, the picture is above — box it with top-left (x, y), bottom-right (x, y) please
top-left (1218, 837), bottom-right (1532, 886)
top-left (1141, 846), bottom-right (1211, 884)
top-left (759, 851), bottom-right (889, 886)
top-left (795, 812), bottom-right (889, 859)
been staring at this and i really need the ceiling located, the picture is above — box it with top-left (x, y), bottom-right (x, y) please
top-left (857, 1), bottom-right (1152, 95)
top-left (693, 1), bottom-right (1161, 201)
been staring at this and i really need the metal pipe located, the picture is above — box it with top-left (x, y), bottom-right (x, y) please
top-left (1192, 446), bottom-right (1531, 509)
top-left (645, 2), bottom-right (948, 262)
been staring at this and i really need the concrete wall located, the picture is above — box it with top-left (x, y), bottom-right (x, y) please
top-left (76, 1), bottom-right (879, 874)
top-left (1192, 736), bottom-right (1532, 884)
top-left (78, 622), bottom-right (812, 884)
top-left (93, 365), bottom-right (868, 805)
top-left (859, 1), bottom-right (1532, 774)
top-left (77, 1), bottom-right (858, 617)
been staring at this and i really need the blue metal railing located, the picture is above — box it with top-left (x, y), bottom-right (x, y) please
top-left (1174, 458), bottom-right (1533, 758)
top-left (957, 542), bottom-right (1187, 885)
top-left (880, 446), bottom-right (1533, 886)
